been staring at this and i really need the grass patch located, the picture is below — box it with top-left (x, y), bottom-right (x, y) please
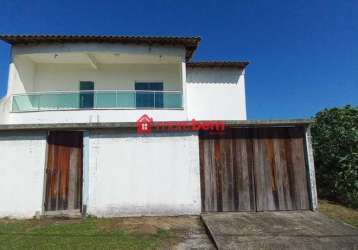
top-left (0, 218), bottom-right (179, 250)
top-left (319, 200), bottom-right (358, 228)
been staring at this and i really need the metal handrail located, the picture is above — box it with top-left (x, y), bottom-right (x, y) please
top-left (12, 89), bottom-right (182, 96)
top-left (11, 89), bottom-right (183, 112)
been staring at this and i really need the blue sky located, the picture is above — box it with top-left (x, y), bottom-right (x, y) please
top-left (0, 0), bottom-right (357, 119)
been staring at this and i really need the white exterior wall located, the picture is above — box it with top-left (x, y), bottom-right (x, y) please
top-left (0, 42), bottom-right (248, 124)
top-left (0, 131), bottom-right (47, 218)
top-left (11, 42), bottom-right (186, 59)
top-left (7, 109), bottom-right (187, 124)
top-left (8, 42), bottom-right (184, 95)
top-left (87, 130), bottom-right (201, 217)
top-left (9, 56), bottom-right (36, 94)
top-left (2, 105), bottom-right (188, 126)
top-left (2, 62), bottom-right (186, 124)
top-left (186, 67), bottom-right (247, 120)
top-left (0, 56), bottom-right (36, 124)
top-left (0, 42), bottom-right (188, 125)
top-left (29, 63), bottom-right (182, 93)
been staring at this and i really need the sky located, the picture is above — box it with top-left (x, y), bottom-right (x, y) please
top-left (0, 0), bottom-right (357, 119)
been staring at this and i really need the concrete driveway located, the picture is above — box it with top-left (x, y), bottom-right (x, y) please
top-left (201, 211), bottom-right (358, 250)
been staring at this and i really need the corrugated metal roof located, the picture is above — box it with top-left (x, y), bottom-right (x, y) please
top-left (0, 35), bottom-right (201, 61)
top-left (187, 61), bottom-right (249, 69)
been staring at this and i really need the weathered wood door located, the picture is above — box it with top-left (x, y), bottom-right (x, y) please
top-left (199, 127), bottom-right (310, 212)
top-left (44, 131), bottom-right (83, 212)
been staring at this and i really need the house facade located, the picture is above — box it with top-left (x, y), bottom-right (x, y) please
top-left (0, 35), bottom-right (317, 218)
top-left (0, 35), bottom-right (247, 124)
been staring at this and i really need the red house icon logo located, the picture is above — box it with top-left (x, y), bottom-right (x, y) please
top-left (136, 114), bottom-right (153, 134)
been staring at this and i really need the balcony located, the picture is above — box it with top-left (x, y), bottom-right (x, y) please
top-left (12, 90), bottom-right (183, 112)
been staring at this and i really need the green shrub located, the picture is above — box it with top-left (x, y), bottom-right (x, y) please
top-left (311, 105), bottom-right (358, 208)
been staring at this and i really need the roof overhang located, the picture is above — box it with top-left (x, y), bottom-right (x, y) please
top-left (0, 35), bottom-right (201, 61)
top-left (0, 119), bottom-right (312, 131)
top-left (187, 61), bottom-right (249, 69)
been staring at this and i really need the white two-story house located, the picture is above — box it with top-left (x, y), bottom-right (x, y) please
top-left (0, 35), bottom-right (247, 124)
top-left (0, 35), bottom-right (317, 219)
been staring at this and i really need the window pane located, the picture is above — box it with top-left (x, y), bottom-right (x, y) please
top-left (135, 82), bottom-right (163, 108)
top-left (163, 92), bottom-right (182, 108)
top-left (95, 92), bottom-right (116, 108)
top-left (136, 91), bottom-right (154, 108)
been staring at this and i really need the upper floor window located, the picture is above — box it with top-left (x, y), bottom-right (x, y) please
top-left (80, 81), bottom-right (94, 108)
top-left (135, 82), bottom-right (163, 108)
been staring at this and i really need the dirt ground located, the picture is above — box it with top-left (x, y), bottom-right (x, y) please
top-left (95, 215), bottom-right (216, 249)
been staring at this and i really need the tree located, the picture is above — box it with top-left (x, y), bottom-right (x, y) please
top-left (311, 105), bottom-right (358, 208)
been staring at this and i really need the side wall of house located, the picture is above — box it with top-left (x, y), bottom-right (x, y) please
top-left (0, 56), bottom-right (36, 124)
top-left (86, 130), bottom-right (201, 217)
top-left (0, 131), bottom-right (47, 218)
top-left (186, 67), bottom-right (247, 120)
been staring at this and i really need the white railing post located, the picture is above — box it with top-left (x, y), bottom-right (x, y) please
top-left (38, 95), bottom-right (41, 111)
top-left (153, 91), bottom-right (156, 108)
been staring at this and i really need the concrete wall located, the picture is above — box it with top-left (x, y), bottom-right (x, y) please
top-left (186, 67), bottom-right (247, 120)
top-left (0, 129), bottom-right (202, 218)
top-left (8, 56), bottom-right (36, 94)
top-left (0, 42), bottom-right (248, 124)
top-left (12, 42), bottom-right (186, 60)
top-left (0, 97), bottom-right (11, 124)
top-left (2, 59), bottom-right (187, 124)
top-left (31, 63), bottom-right (182, 93)
top-left (87, 130), bottom-right (201, 217)
top-left (7, 109), bottom-right (188, 124)
top-left (0, 42), bottom-right (187, 124)
top-left (8, 42), bottom-right (184, 95)
top-left (0, 56), bottom-right (36, 123)
top-left (1, 64), bottom-right (248, 124)
top-left (0, 131), bottom-right (47, 218)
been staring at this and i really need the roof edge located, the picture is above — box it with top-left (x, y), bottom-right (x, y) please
top-left (0, 119), bottom-right (312, 131)
top-left (187, 61), bottom-right (249, 69)
top-left (0, 34), bottom-right (201, 61)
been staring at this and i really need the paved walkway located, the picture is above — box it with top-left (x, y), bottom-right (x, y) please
top-left (201, 211), bottom-right (358, 250)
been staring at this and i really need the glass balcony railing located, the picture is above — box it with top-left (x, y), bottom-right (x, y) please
top-left (12, 90), bottom-right (183, 112)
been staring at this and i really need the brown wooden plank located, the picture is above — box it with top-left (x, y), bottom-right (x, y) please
top-left (209, 139), bottom-right (218, 211)
top-left (253, 128), bottom-right (266, 211)
top-left (199, 126), bottom-right (310, 212)
top-left (199, 139), bottom-right (206, 212)
top-left (77, 146), bottom-right (83, 210)
top-left (264, 130), bottom-right (279, 210)
top-left (231, 130), bottom-right (240, 211)
top-left (68, 148), bottom-right (81, 210)
top-left (221, 130), bottom-right (234, 211)
top-left (44, 131), bottom-right (83, 212)
top-left (214, 139), bottom-right (223, 212)
top-left (289, 127), bottom-right (310, 210)
top-left (283, 128), bottom-right (297, 210)
top-left (231, 128), bottom-right (256, 211)
top-left (272, 128), bottom-right (293, 210)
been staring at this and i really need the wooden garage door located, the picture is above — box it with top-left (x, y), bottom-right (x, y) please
top-left (199, 127), bottom-right (310, 212)
top-left (44, 131), bottom-right (83, 212)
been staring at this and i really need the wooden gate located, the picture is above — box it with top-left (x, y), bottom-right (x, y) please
top-left (199, 127), bottom-right (310, 212)
top-left (44, 131), bottom-right (83, 212)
